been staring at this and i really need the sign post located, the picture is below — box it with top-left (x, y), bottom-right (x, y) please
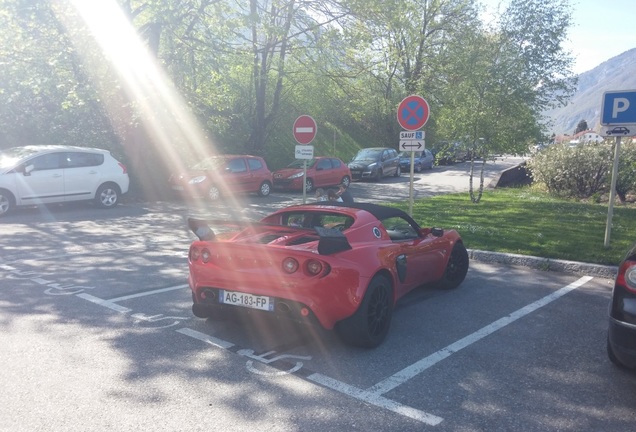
top-left (293, 115), bottom-right (318, 203)
top-left (600, 90), bottom-right (636, 247)
top-left (397, 96), bottom-right (430, 215)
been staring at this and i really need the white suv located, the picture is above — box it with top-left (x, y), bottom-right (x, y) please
top-left (0, 145), bottom-right (130, 216)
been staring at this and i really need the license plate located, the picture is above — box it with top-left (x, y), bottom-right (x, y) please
top-left (219, 290), bottom-right (274, 311)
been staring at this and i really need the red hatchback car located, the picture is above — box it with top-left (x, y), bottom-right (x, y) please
top-left (273, 157), bottom-right (351, 192)
top-left (187, 202), bottom-right (468, 348)
top-left (169, 155), bottom-right (273, 201)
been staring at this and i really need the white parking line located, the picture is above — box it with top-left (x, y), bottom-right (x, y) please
top-left (308, 373), bottom-right (444, 425)
top-left (107, 284), bottom-right (188, 302)
top-left (176, 328), bottom-right (235, 349)
top-left (77, 293), bottom-right (132, 313)
top-left (367, 275), bottom-right (594, 396)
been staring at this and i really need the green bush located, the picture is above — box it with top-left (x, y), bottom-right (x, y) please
top-left (527, 143), bottom-right (612, 199)
top-left (615, 140), bottom-right (636, 203)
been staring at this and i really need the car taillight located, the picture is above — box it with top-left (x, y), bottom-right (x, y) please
top-left (617, 260), bottom-right (636, 292)
top-left (190, 247), bottom-right (200, 261)
top-left (282, 257), bottom-right (299, 274)
top-left (118, 162), bottom-right (128, 174)
top-left (201, 248), bottom-right (211, 263)
top-left (306, 259), bottom-right (323, 276)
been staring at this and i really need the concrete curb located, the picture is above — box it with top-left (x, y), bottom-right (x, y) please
top-left (468, 249), bottom-right (618, 279)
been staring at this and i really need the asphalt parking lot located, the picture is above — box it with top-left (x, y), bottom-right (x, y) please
top-left (1, 165), bottom-right (636, 431)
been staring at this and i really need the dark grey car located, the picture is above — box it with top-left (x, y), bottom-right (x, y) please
top-left (348, 147), bottom-right (400, 181)
top-left (399, 149), bottom-right (434, 172)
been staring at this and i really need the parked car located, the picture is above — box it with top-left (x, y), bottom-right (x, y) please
top-left (434, 142), bottom-right (470, 165)
top-left (0, 145), bottom-right (129, 217)
top-left (399, 149), bottom-right (434, 172)
top-left (348, 147), bottom-right (400, 181)
top-left (169, 155), bottom-right (272, 201)
top-left (273, 157), bottom-right (351, 192)
top-left (187, 202), bottom-right (468, 348)
top-left (607, 242), bottom-right (636, 369)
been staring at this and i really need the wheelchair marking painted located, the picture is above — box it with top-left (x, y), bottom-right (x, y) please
top-left (237, 349), bottom-right (312, 376)
top-left (1, 264), bottom-right (95, 295)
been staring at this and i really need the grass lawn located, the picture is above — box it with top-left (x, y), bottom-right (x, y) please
top-left (391, 187), bottom-right (636, 266)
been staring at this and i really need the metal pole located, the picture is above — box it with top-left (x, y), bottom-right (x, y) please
top-left (302, 160), bottom-right (307, 204)
top-left (333, 129), bottom-right (336, 154)
top-left (604, 136), bottom-right (621, 247)
top-left (408, 152), bottom-right (415, 216)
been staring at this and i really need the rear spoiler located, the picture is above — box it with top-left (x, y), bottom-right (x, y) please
top-left (187, 218), bottom-right (216, 241)
top-left (188, 218), bottom-right (353, 255)
top-left (314, 226), bottom-right (352, 255)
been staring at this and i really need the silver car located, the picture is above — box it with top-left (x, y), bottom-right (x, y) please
top-left (0, 145), bottom-right (130, 216)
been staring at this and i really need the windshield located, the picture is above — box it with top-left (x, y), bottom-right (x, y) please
top-left (0, 147), bottom-right (40, 169)
top-left (353, 149), bottom-right (381, 161)
top-left (191, 157), bottom-right (227, 170)
top-left (286, 159), bottom-right (316, 169)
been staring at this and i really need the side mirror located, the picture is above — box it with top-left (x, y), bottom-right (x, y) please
top-left (431, 227), bottom-right (444, 237)
top-left (24, 164), bottom-right (34, 176)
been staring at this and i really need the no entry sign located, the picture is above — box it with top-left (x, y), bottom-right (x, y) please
top-left (293, 115), bottom-right (317, 144)
top-left (397, 95), bottom-right (430, 131)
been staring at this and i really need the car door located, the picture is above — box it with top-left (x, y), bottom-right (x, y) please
top-left (225, 157), bottom-right (250, 192)
top-left (381, 216), bottom-right (446, 296)
top-left (246, 157), bottom-right (267, 192)
top-left (314, 158), bottom-right (333, 187)
top-left (62, 151), bottom-right (104, 202)
top-left (383, 149), bottom-right (398, 176)
top-left (14, 152), bottom-right (65, 205)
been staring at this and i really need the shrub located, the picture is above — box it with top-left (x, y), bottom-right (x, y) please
top-left (527, 143), bottom-right (612, 199)
top-left (615, 140), bottom-right (636, 203)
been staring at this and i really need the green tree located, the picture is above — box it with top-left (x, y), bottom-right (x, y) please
top-left (575, 119), bottom-right (588, 134)
top-left (436, 0), bottom-right (576, 203)
top-left (0, 0), bottom-right (118, 150)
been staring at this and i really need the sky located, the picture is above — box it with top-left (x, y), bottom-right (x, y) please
top-left (480, 0), bottom-right (636, 74)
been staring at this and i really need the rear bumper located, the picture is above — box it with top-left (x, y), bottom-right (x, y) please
top-left (608, 316), bottom-right (636, 368)
top-left (192, 287), bottom-right (323, 327)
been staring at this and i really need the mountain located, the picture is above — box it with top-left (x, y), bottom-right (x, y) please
top-left (545, 48), bottom-right (636, 135)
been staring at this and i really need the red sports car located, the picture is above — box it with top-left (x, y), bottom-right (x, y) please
top-left (187, 202), bottom-right (469, 348)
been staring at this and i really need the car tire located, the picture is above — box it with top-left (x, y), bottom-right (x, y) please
top-left (341, 176), bottom-right (351, 188)
top-left (374, 169), bottom-right (383, 182)
top-left (394, 165), bottom-right (401, 177)
top-left (336, 274), bottom-right (393, 348)
top-left (438, 242), bottom-right (469, 290)
top-left (258, 181), bottom-right (272, 197)
top-left (0, 189), bottom-right (15, 217)
top-left (305, 178), bottom-right (314, 193)
top-left (95, 183), bottom-right (121, 209)
top-left (208, 186), bottom-right (221, 201)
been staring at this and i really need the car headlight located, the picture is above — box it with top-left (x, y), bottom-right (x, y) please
top-left (188, 176), bottom-right (207, 184)
top-left (288, 172), bottom-right (304, 179)
top-left (366, 163), bottom-right (377, 171)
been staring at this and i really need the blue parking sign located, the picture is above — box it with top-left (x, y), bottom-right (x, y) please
top-left (601, 90), bottom-right (636, 125)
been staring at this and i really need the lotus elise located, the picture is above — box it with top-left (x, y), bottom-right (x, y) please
top-left (187, 202), bottom-right (469, 348)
